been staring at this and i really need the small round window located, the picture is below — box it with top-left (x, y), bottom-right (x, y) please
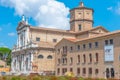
top-left (38, 55), bottom-right (44, 59)
top-left (47, 55), bottom-right (53, 59)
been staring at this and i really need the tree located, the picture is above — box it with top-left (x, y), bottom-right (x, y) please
top-left (0, 47), bottom-right (11, 66)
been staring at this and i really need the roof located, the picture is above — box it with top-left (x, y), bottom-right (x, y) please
top-left (76, 30), bottom-right (120, 42)
top-left (30, 26), bottom-right (109, 35)
top-left (64, 38), bottom-right (77, 42)
top-left (55, 30), bottom-right (120, 46)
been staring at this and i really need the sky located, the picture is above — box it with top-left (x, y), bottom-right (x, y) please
top-left (0, 0), bottom-right (120, 48)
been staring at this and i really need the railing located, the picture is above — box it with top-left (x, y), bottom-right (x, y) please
top-left (12, 43), bottom-right (38, 52)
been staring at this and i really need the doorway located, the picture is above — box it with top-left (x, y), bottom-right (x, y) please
top-left (106, 68), bottom-right (115, 79)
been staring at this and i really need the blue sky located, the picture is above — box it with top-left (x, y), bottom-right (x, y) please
top-left (0, 0), bottom-right (120, 48)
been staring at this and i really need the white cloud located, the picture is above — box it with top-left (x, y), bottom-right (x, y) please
top-left (107, 2), bottom-right (120, 15)
top-left (8, 32), bottom-right (15, 37)
top-left (0, 0), bottom-right (70, 30)
top-left (107, 6), bottom-right (113, 11)
top-left (115, 2), bottom-right (120, 15)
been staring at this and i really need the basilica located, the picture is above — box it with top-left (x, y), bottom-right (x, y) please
top-left (11, 1), bottom-right (120, 79)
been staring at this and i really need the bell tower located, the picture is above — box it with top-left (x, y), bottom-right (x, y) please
top-left (70, 1), bottom-right (94, 32)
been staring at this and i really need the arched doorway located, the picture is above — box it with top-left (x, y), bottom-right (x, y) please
top-left (106, 68), bottom-right (110, 79)
top-left (106, 68), bottom-right (115, 79)
top-left (111, 68), bottom-right (115, 78)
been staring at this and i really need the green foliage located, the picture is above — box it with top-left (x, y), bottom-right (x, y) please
top-left (0, 47), bottom-right (11, 66)
top-left (78, 77), bottom-right (84, 80)
top-left (0, 76), bottom-right (116, 80)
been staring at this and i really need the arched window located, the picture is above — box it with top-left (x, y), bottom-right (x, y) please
top-left (78, 55), bottom-right (80, 63)
top-left (95, 53), bottom-right (98, 62)
top-left (83, 54), bottom-right (86, 63)
top-left (38, 55), bottom-right (44, 59)
top-left (89, 54), bottom-right (92, 63)
top-left (47, 55), bottom-right (53, 59)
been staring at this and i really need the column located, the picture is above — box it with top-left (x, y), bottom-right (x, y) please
top-left (24, 31), bottom-right (27, 47)
top-left (11, 58), bottom-right (14, 72)
top-left (18, 33), bottom-right (21, 48)
top-left (24, 55), bottom-right (26, 72)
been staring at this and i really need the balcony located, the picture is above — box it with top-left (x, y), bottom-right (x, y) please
top-left (12, 43), bottom-right (38, 52)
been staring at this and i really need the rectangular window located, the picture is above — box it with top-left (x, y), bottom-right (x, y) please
top-left (53, 39), bottom-right (57, 43)
top-left (89, 43), bottom-right (92, 48)
top-left (77, 68), bottom-right (80, 74)
top-left (36, 37), bottom-right (40, 41)
top-left (110, 39), bottom-right (113, 45)
top-left (105, 40), bottom-right (108, 45)
top-left (83, 44), bottom-right (86, 49)
top-left (58, 59), bottom-right (60, 64)
top-left (57, 68), bottom-right (60, 75)
top-left (70, 68), bottom-right (73, 72)
top-left (78, 45), bottom-right (80, 50)
top-left (70, 57), bottom-right (73, 64)
top-left (95, 69), bottom-right (99, 74)
top-left (79, 25), bottom-right (82, 31)
top-left (95, 42), bottom-right (98, 48)
top-left (70, 46), bottom-right (73, 50)
top-left (78, 55), bottom-right (80, 63)
top-left (89, 68), bottom-right (92, 75)
top-left (83, 68), bottom-right (86, 74)
top-left (62, 68), bottom-right (67, 75)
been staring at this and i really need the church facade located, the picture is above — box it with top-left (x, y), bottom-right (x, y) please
top-left (11, 1), bottom-right (120, 79)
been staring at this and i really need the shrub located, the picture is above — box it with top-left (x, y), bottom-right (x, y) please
top-left (10, 76), bottom-right (21, 80)
top-left (78, 77), bottom-right (84, 80)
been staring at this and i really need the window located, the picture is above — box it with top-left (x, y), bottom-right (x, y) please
top-left (89, 43), bottom-right (92, 48)
top-left (47, 55), bottom-right (52, 59)
top-left (58, 59), bottom-right (60, 64)
top-left (110, 39), bottom-right (113, 45)
top-left (95, 53), bottom-right (98, 62)
top-left (70, 46), bottom-right (73, 51)
top-left (65, 46), bottom-right (67, 53)
top-left (95, 42), bottom-right (98, 48)
top-left (63, 46), bottom-right (67, 54)
top-left (89, 54), bottom-right (92, 63)
top-left (62, 58), bottom-right (65, 64)
top-left (79, 25), bottom-right (82, 31)
top-left (89, 68), bottom-right (92, 75)
top-left (65, 58), bottom-right (67, 64)
top-left (95, 69), bottom-right (99, 74)
top-left (38, 55), bottom-right (44, 59)
top-left (105, 40), bottom-right (108, 45)
top-left (77, 45), bottom-right (80, 50)
top-left (83, 44), bottom-right (86, 49)
top-left (36, 37), bottom-right (40, 41)
top-left (53, 39), bottom-right (57, 43)
top-left (57, 68), bottom-right (60, 75)
top-left (77, 68), bottom-right (80, 74)
top-left (83, 68), bottom-right (86, 74)
top-left (83, 54), bottom-right (86, 63)
top-left (70, 68), bottom-right (73, 72)
top-left (78, 55), bottom-right (80, 63)
top-left (70, 57), bottom-right (73, 64)
top-left (62, 68), bottom-right (67, 74)
top-left (62, 68), bottom-right (64, 74)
